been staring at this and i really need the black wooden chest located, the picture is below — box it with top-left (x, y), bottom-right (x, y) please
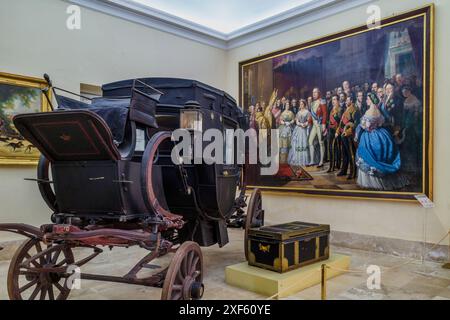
top-left (248, 221), bottom-right (330, 273)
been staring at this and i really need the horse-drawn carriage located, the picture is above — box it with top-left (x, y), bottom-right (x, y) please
top-left (0, 75), bottom-right (264, 300)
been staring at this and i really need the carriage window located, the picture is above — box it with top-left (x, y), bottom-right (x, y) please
top-left (135, 128), bottom-right (146, 152)
top-left (224, 130), bottom-right (234, 165)
top-left (223, 122), bottom-right (237, 165)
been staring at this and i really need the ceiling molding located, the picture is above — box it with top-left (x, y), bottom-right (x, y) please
top-left (68, 0), bottom-right (228, 49)
top-left (227, 0), bottom-right (374, 49)
top-left (68, 0), bottom-right (374, 50)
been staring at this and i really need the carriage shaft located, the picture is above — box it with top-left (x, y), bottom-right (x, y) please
top-left (0, 223), bottom-right (44, 239)
top-left (80, 272), bottom-right (165, 287)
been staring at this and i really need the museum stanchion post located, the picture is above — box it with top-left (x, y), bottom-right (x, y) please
top-left (321, 264), bottom-right (327, 300)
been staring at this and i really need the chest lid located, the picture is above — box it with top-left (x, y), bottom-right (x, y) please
top-left (249, 221), bottom-right (330, 241)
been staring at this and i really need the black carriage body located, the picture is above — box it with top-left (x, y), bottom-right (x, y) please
top-left (13, 78), bottom-right (247, 248)
top-left (51, 160), bottom-right (147, 217)
top-left (103, 78), bottom-right (248, 245)
top-left (102, 78), bottom-right (241, 119)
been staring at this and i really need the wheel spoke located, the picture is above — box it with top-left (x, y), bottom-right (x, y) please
top-left (35, 242), bottom-right (50, 266)
top-left (190, 257), bottom-right (200, 277)
top-left (172, 291), bottom-right (182, 300)
top-left (181, 256), bottom-right (188, 277)
top-left (19, 278), bottom-right (39, 293)
top-left (29, 284), bottom-right (42, 300)
top-left (51, 249), bottom-right (61, 264)
top-left (54, 281), bottom-right (65, 293)
top-left (48, 285), bottom-right (55, 300)
top-left (55, 258), bottom-right (68, 267)
top-left (187, 252), bottom-right (195, 275)
top-left (46, 244), bottom-right (52, 263)
top-left (176, 270), bottom-right (184, 284)
top-left (19, 270), bottom-right (38, 277)
top-left (172, 284), bottom-right (183, 292)
top-left (39, 286), bottom-right (47, 300)
top-left (24, 253), bottom-right (41, 268)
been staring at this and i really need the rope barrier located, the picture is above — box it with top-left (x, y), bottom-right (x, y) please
top-left (265, 268), bottom-right (322, 300)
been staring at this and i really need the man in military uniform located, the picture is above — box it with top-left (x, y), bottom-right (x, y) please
top-left (308, 88), bottom-right (328, 168)
top-left (380, 83), bottom-right (398, 130)
top-left (324, 91), bottom-right (333, 163)
top-left (337, 96), bottom-right (360, 179)
top-left (291, 98), bottom-right (299, 116)
top-left (327, 95), bottom-right (343, 173)
top-left (355, 90), bottom-right (367, 116)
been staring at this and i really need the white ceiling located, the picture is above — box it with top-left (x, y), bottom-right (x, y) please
top-left (130, 0), bottom-right (316, 34)
top-left (72, 0), bottom-right (373, 49)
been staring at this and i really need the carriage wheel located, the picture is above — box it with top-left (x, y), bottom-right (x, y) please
top-left (8, 238), bottom-right (74, 300)
top-left (161, 241), bottom-right (204, 300)
top-left (141, 131), bottom-right (178, 219)
top-left (244, 188), bottom-right (265, 260)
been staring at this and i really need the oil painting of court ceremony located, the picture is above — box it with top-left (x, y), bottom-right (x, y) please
top-left (241, 9), bottom-right (432, 201)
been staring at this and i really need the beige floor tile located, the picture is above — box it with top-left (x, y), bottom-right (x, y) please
top-left (0, 228), bottom-right (448, 300)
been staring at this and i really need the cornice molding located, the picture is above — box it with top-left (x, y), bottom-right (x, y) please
top-left (227, 0), bottom-right (374, 49)
top-left (68, 0), bottom-right (374, 50)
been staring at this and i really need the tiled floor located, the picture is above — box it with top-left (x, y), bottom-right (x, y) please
top-left (0, 228), bottom-right (448, 300)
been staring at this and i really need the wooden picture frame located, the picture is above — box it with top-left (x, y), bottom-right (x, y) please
top-left (0, 72), bottom-right (51, 165)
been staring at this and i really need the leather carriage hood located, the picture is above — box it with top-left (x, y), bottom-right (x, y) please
top-left (54, 94), bottom-right (158, 145)
top-left (13, 110), bottom-right (121, 162)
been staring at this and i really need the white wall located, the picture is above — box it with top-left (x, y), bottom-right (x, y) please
top-left (225, 0), bottom-right (450, 244)
top-left (0, 0), bottom-right (226, 242)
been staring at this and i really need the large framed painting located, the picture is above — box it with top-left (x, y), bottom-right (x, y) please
top-left (239, 5), bottom-right (434, 202)
top-left (0, 72), bottom-right (50, 165)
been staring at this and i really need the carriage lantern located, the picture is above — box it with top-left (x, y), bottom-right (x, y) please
top-left (180, 101), bottom-right (203, 132)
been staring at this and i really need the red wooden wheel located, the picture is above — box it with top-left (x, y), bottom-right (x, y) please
top-left (7, 238), bottom-right (74, 300)
top-left (161, 241), bottom-right (204, 300)
top-left (141, 131), bottom-right (182, 221)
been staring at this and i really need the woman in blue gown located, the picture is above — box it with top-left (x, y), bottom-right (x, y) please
top-left (355, 93), bottom-right (408, 190)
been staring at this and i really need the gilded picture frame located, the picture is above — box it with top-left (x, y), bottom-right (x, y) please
top-left (239, 5), bottom-right (434, 202)
top-left (0, 72), bottom-right (51, 165)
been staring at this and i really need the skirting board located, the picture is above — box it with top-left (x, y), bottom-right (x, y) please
top-left (225, 254), bottom-right (350, 299)
top-left (0, 231), bottom-right (448, 263)
top-left (331, 231), bottom-right (449, 263)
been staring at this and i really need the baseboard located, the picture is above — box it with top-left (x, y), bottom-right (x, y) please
top-left (331, 230), bottom-right (449, 263)
top-left (1, 231), bottom-right (448, 263)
